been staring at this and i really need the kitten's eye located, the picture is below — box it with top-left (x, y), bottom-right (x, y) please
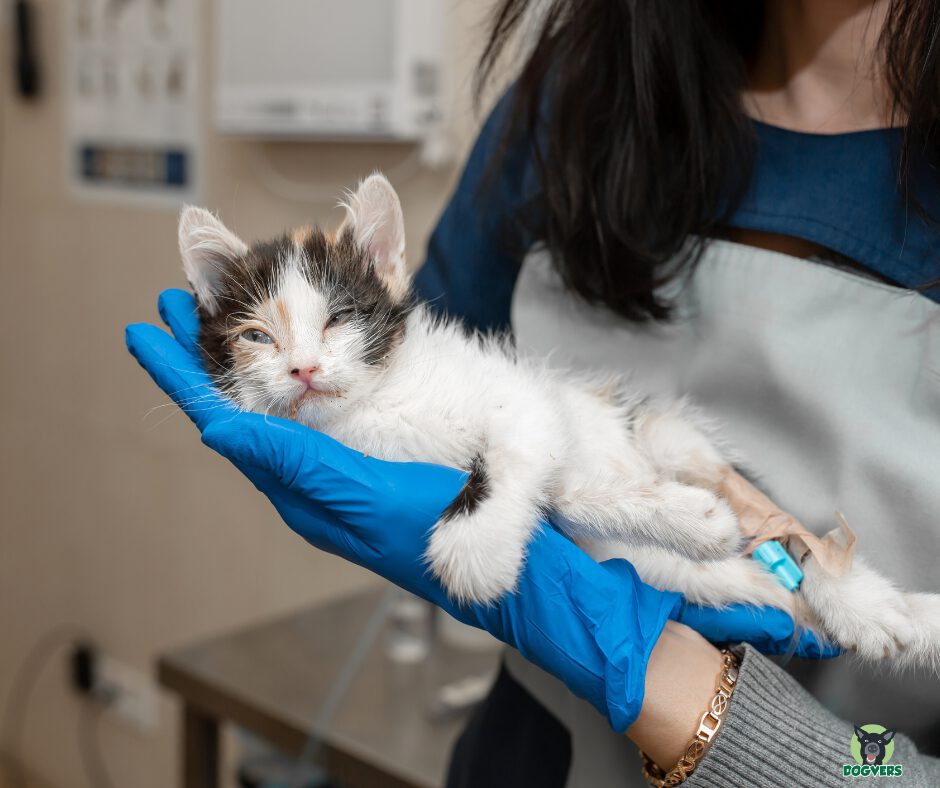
top-left (325, 309), bottom-right (355, 329)
top-left (240, 328), bottom-right (274, 345)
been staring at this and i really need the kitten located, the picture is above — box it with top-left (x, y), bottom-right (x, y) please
top-left (179, 173), bottom-right (940, 668)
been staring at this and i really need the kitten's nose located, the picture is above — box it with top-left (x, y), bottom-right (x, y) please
top-left (290, 366), bottom-right (321, 388)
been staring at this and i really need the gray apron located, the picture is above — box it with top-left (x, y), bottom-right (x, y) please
top-left (506, 239), bottom-right (940, 788)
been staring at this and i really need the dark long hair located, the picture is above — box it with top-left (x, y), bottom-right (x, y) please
top-left (477, 0), bottom-right (940, 322)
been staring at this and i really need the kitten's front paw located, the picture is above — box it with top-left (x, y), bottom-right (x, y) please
top-left (658, 483), bottom-right (742, 562)
top-left (802, 559), bottom-right (917, 662)
top-left (426, 513), bottom-right (528, 605)
top-left (826, 595), bottom-right (915, 661)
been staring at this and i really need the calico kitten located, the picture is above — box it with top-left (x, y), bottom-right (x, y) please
top-left (179, 173), bottom-right (940, 668)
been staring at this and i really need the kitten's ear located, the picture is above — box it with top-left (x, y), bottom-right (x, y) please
top-left (338, 173), bottom-right (408, 300)
top-left (178, 206), bottom-right (248, 316)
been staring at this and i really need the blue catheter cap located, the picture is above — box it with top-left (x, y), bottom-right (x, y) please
top-left (752, 540), bottom-right (803, 592)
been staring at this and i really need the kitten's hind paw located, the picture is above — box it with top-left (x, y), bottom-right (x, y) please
top-left (656, 483), bottom-right (742, 562)
top-left (425, 511), bottom-right (529, 606)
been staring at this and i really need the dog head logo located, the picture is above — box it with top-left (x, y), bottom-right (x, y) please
top-left (852, 724), bottom-right (896, 767)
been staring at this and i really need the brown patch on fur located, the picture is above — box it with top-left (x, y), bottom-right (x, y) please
top-left (291, 225), bottom-right (314, 245)
top-left (229, 341), bottom-right (256, 367)
top-left (274, 297), bottom-right (291, 330)
top-left (593, 377), bottom-right (623, 405)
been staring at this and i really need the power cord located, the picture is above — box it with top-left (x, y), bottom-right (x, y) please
top-left (0, 625), bottom-right (120, 788)
top-left (79, 701), bottom-right (115, 788)
top-left (0, 624), bottom-right (92, 787)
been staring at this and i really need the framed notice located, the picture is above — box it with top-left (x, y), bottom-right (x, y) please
top-left (66, 0), bottom-right (201, 206)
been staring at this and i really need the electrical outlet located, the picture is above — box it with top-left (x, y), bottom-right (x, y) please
top-left (96, 653), bottom-right (159, 732)
top-left (71, 643), bottom-right (160, 734)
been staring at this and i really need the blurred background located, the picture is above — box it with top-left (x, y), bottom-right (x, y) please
top-left (0, 1), bottom-right (507, 786)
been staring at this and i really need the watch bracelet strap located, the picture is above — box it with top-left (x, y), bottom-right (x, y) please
top-left (640, 648), bottom-right (741, 787)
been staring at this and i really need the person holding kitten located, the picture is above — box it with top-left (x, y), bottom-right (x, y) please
top-left (128, 0), bottom-right (940, 786)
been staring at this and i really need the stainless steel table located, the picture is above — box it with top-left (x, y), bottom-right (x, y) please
top-left (158, 588), bottom-right (499, 788)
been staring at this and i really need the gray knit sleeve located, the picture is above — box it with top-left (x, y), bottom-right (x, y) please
top-left (685, 645), bottom-right (940, 787)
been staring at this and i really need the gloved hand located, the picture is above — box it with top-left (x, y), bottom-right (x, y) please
top-left (126, 289), bottom-right (838, 732)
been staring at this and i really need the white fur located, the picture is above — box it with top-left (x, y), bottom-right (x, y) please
top-left (214, 295), bottom-right (767, 603)
top-left (179, 177), bottom-right (940, 667)
top-left (585, 540), bottom-right (797, 612)
top-left (178, 205), bottom-right (249, 316)
top-left (338, 173), bottom-right (409, 300)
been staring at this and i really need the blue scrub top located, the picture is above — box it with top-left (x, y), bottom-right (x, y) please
top-left (415, 92), bottom-right (940, 330)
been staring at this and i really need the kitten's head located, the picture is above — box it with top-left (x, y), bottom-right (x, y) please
top-left (179, 173), bottom-right (412, 419)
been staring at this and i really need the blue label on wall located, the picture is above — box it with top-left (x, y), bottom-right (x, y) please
top-left (79, 144), bottom-right (189, 188)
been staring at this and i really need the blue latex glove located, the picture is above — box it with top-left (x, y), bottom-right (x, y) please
top-left (126, 289), bottom-right (837, 732)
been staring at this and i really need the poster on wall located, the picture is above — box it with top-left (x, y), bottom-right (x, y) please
top-left (65, 0), bottom-right (201, 206)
